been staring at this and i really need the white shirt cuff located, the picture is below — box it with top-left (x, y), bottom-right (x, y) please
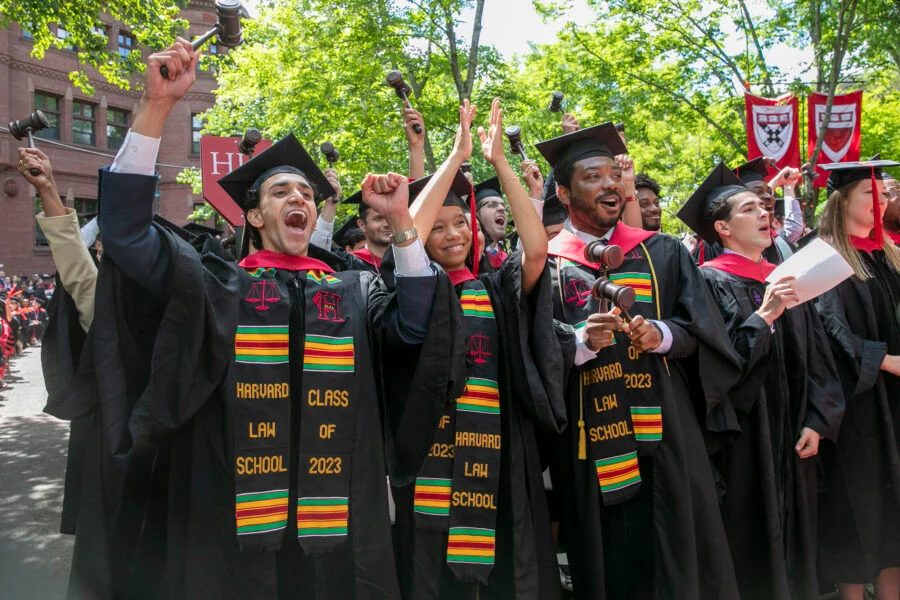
top-left (393, 239), bottom-right (434, 278)
top-left (574, 323), bottom-right (599, 366)
top-left (110, 130), bottom-right (160, 176)
top-left (81, 217), bottom-right (99, 247)
top-left (648, 320), bottom-right (673, 354)
top-left (311, 215), bottom-right (334, 250)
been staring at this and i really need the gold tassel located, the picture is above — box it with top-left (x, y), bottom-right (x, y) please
top-left (578, 380), bottom-right (587, 460)
top-left (578, 420), bottom-right (587, 460)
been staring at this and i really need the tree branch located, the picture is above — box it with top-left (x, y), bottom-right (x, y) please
top-left (462, 0), bottom-right (485, 99)
top-left (569, 27), bottom-right (744, 152)
top-left (736, 0), bottom-right (775, 95)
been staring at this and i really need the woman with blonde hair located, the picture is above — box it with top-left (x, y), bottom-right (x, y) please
top-left (816, 159), bottom-right (900, 600)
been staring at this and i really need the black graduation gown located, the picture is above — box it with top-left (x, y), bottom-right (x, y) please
top-left (816, 249), bottom-right (900, 586)
top-left (55, 220), bottom-right (456, 599)
top-left (548, 225), bottom-right (742, 600)
top-left (700, 265), bottom-right (844, 600)
top-left (388, 256), bottom-right (567, 600)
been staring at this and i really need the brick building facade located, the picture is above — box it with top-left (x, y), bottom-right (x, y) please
top-left (0, 1), bottom-right (219, 275)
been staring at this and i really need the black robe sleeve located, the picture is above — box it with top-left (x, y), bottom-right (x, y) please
top-left (796, 304), bottom-right (845, 440)
top-left (661, 240), bottom-right (743, 439)
top-left (380, 270), bottom-right (467, 486)
top-left (817, 282), bottom-right (888, 399)
top-left (482, 251), bottom-right (567, 435)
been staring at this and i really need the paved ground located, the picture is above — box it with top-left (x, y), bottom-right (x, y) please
top-left (0, 346), bottom-right (73, 599)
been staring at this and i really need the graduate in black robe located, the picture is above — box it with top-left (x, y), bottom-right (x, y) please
top-left (679, 163), bottom-right (844, 600)
top-left (387, 99), bottom-right (566, 600)
top-left (537, 123), bottom-right (743, 599)
top-left (814, 160), bottom-right (900, 597)
top-left (56, 42), bottom-right (460, 600)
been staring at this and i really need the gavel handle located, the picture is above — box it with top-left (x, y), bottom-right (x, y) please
top-left (516, 144), bottom-right (529, 162)
top-left (399, 91), bottom-right (423, 134)
top-left (26, 130), bottom-right (40, 176)
top-left (160, 26), bottom-right (220, 78)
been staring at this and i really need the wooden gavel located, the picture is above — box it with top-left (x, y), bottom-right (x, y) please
top-left (8, 111), bottom-right (50, 176)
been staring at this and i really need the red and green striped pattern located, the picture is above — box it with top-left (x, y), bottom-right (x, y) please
top-left (245, 267), bottom-right (275, 278)
top-left (307, 270), bottom-right (339, 285)
top-left (413, 477), bottom-right (451, 517)
top-left (303, 335), bottom-right (354, 373)
top-left (296, 496), bottom-right (349, 538)
top-left (457, 378), bottom-right (500, 415)
top-left (609, 272), bottom-right (653, 303)
top-left (447, 527), bottom-right (496, 565)
top-left (235, 489), bottom-right (289, 536)
top-left (235, 325), bottom-right (289, 364)
top-left (595, 451), bottom-right (641, 493)
top-left (459, 289), bottom-right (494, 319)
top-left (631, 406), bottom-right (663, 442)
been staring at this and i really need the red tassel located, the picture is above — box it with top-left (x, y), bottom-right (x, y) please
top-left (872, 166), bottom-right (884, 250)
top-left (698, 240), bottom-right (705, 265)
top-left (469, 185), bottom-right (479, 276)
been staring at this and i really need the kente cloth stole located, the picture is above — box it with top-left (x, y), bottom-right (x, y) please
top-left (229, 267), bottom-right (358, 553)
top-left (553, 256), bottom-right (662, 505)
top-left (413, 279), bottom-right (502, 585)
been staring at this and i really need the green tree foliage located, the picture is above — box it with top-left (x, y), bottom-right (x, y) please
top-left (0, 0), bottom-right (188, 93)
top-left (189, 0), bottom-right (897, 232)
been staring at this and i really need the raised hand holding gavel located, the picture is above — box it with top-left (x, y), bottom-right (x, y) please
top-left (8, 111), bottom-right (50, 176)
top-left (386, 70), bottom-right (422, 134)
top-left (159, 0), bottom-right (243, 79)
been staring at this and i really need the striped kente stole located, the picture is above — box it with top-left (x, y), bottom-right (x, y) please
top-left (413, 278), bottom-right (502, 585)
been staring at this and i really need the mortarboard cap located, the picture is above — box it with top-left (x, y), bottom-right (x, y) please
top-left (343, 189), bottom-right (366, 208)
top-left (408, 171), bottom-right (473, 209)
top-left (677, 162), bottom-right (752, 246)
top-left (542, 194), bottom-right (568, 227)
top-left (474, 177), bottom-right (503, 206)
top-left (614, 122), bottom-right (625, 133)
top-left (218, 134), bottom-right (336, 212)
top-left (821, 159), bottom-right (900, 197)
top-left (333, 216), bottom-right (362, 248)
top-left (734, 157), bottom-right (770, 184)
top-left (535, 122), bottom-right (628, 169)
top-left (152, 215), bottom-right (194, 243)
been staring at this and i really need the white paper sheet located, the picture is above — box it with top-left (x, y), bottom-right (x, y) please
top-left (765, 238), bottom-right (854, 308)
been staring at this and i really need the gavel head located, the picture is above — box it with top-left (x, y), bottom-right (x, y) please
top-left (460, 161), bottom-right (472, 174)
top-left (592, 277), bottom-right (636, 311)
top-left (583, 241), bottom-right (624, 269)
top-left (8, 110), bottom-right (50, 140)
top-left (548, 91), bottom-right (564, 113)
top-left (237, 128), bottom-right (261, 156)
top-left (214, 0), bottom-right (244, 47)
top-left (320, 142), bottom-right (340, 165)
top-left (385, 70), bottom-right (413, 98)
top-left (505, 125), bottom-right (523, 153)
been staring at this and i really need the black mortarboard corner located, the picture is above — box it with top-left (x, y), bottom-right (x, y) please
top-left (343, 189), bottom-right (364, 207)
top-left (677, 162), bottom-right (751, 248)
top-left (474, 176), bottom-right (502, 206)
top-left (820, 158), bottom-right (900, 249)
top-left (542, 194), bottom-right (568, 227)
top-left (733, 157), bottom-right (770, 184)
top-left (218, 133), bottom-right (336, 213)
top-left (152, 215), bottom-right (194, 243)
top-left (535, 122), bottom-right (628, 168)
top-left (333, 216), bottom-right (362, 249)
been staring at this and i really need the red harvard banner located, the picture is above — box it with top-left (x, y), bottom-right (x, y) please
top-left (201, 135), bottom-right (273, 226)
top-left (745, 93), bottom-right (801, 172)
top-left (808, 91), bottom-right (863, 188)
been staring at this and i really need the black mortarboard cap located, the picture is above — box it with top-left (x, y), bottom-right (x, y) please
top-left (408, 171), bottom-right (473, 209)
top-left (821, 159), bottom-right (900, 196)
top-left (474, 176), bottom-right (503, 205)
top-left (343, 189), bottom-right (366, 208)
top-left (535, 122), bottom-right (628, 168)
top-left (542, 194), bottom-right (568, 227)
top-left (677, 162), bottom-right (751, 246)
top-left (614, 122), bottom-right (625, 133)
top-left (184, 222), bottom-right (224, 237)
top-left (152, 215), bottom-right (194, 243)
top-left (333, 216), bottom-right (362, 247)
top-left (218, 133), bottom-right (336, 212)
top-left (734, 157), bottom-right (770, 184)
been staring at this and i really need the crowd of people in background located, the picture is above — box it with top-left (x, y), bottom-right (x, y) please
top-left (0, 271), bottom-right (52, 386)
top-left (10, 38), bottom-right (900, 600)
